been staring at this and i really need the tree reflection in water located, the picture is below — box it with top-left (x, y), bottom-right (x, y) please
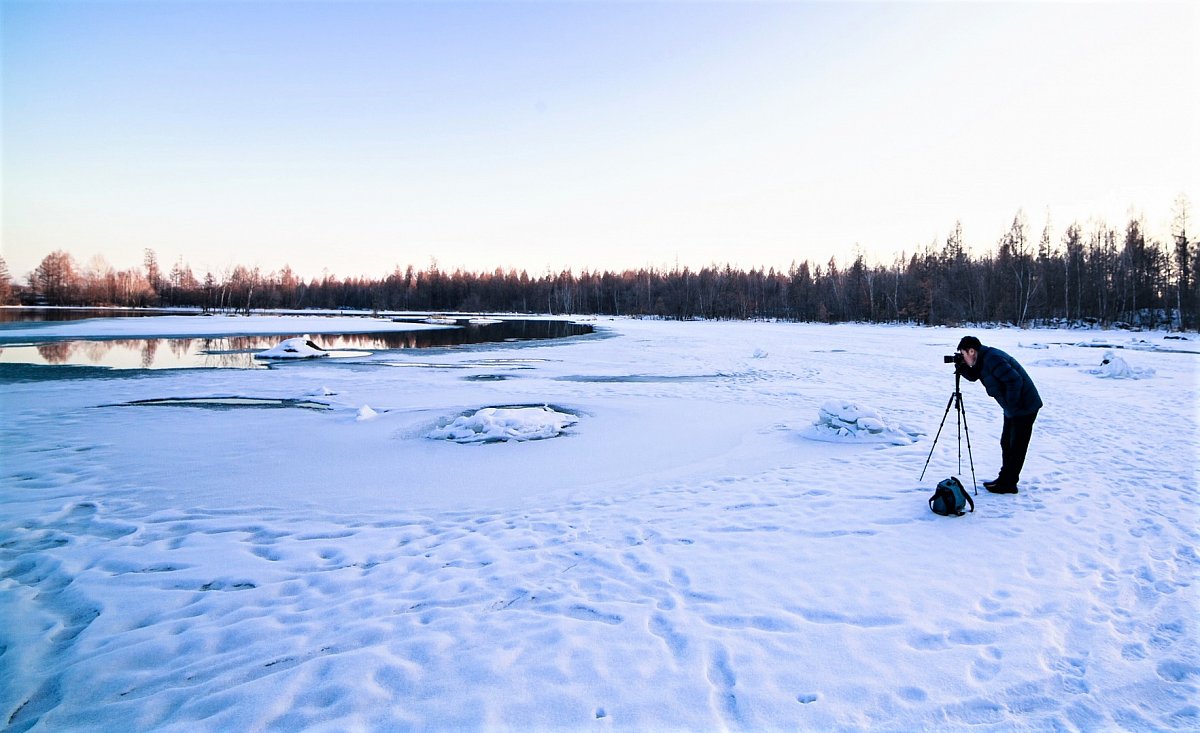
top-left (141, 339), bottom-right (159, 369)
top-left (36, 342), bottom-right (74, 364)
top-left (83, 341), bottom-right (114, 363)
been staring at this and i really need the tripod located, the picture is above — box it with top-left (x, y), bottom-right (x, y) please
top-left (919, 370), bottom-right (978, 492)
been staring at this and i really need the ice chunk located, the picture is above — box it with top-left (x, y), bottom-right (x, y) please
top-left (804, 400), bottom-right (921, 445)
top-left (255, 337), bottom-right (329, 360)
top-left (429, 406), bottom-right (579, 443)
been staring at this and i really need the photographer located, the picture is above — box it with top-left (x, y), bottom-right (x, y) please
top-left (954, 336), bottom-right (1043, 494)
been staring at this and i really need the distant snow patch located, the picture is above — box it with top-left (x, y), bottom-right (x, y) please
top-left (802, 400), bottom-right (922, 445)
top-left (429, 405), bottom-right (579, 444)
top-left (1075, 337), bottom-right (1159, 352)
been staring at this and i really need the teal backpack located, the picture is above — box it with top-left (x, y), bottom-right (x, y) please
top-left (929, 476), bottom-right (974, 516)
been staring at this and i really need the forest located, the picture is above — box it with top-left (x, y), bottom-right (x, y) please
top-left (5, 209), bottom-right (1196, 330)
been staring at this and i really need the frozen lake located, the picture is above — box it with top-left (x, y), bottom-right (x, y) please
top-left (2, 316), bottom-right (1197, 731)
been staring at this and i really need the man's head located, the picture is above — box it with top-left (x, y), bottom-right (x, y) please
top-left (957, 336), bottom-right (982, 367)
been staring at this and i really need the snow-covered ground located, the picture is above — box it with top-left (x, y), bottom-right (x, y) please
top-left (1, 316), bottom-right (1197, 732)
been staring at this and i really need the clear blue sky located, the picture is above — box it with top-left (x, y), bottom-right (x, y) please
top-left (3, 0), bottom-right (1197, 281)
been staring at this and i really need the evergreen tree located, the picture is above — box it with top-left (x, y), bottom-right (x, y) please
top-left (1173, 198), bottom-right (1193, 330)
top-left (0, 255), bottom-right (13, 305)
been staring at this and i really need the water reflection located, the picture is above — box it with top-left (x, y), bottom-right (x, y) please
top-left (0, 320), bottom-right (593, 370)
top-left (8, 338), bottom-right (272, 369)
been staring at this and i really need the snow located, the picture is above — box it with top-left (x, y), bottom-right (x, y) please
top-left (1, 317), bottom-right (1197, 731)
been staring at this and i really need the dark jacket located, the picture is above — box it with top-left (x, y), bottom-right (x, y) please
top-left (959, 345), bottom-right (1043, 417)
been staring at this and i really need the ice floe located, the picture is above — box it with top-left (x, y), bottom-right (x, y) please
top-left (255, 337), bottom-right (329, 359)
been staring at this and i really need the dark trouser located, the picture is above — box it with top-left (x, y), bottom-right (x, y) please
top-left (997, 411), bottom-right (1038, 486)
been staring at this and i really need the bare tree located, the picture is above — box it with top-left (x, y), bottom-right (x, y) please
top-left (31, 250), bottom-right (80, 305)
top-left (144, 249), bottom-right (163, 304)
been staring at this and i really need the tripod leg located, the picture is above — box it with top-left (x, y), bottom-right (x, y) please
top-left (958, 394), bottom-right (978, 492)
top-left (955, 393), bottom-right (963, 474)
top-left (919, 392), bottom-right (958, 481)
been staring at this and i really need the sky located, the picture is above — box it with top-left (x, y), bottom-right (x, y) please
top-left (3, 0), bottom-right (1197, 281)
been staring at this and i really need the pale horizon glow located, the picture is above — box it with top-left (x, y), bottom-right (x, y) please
top-left (3, 1), bottom-right (1197, 282)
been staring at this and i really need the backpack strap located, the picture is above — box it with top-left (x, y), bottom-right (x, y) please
top-left (950, 477), bottom-right (974, 513)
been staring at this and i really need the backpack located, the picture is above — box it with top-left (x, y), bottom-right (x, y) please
top-left (929, 476), bottom-right (974, 516)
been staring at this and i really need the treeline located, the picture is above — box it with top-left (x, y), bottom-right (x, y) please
top-left (7, 209), bottom-right (1197, 329)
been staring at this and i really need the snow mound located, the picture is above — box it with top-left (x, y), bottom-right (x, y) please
top-left (429, 405), bottom-right (579, 443)
top-left (802, 399), bottom-right (922, 445)
top-left (255, 337), bottom-right (328, 359)
top-left (1086, 351), bottom-right (1156, 379)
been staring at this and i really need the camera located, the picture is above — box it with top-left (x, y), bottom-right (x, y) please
top-left (943, 353), bottom-right (964, 365)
